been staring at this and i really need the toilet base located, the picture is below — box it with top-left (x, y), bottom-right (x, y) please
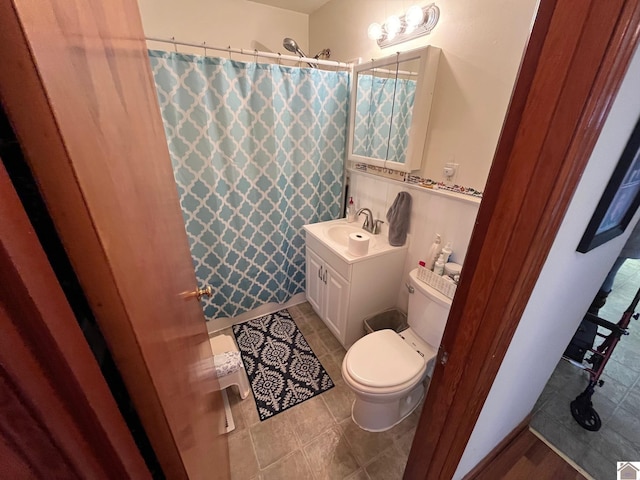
top-left (350, 384), bottom-right (425, 432)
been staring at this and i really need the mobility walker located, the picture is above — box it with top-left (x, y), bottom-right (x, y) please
top-left (562, 285), bottom-right (640, 431)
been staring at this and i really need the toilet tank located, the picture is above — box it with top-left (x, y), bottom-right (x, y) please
top-left (407, 268), bottom-right (452, 348)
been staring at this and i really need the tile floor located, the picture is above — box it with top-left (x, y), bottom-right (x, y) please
top-left (532, 259), bottom-right (640, 479)
top-left (220, 302), bottom-right (422, 480)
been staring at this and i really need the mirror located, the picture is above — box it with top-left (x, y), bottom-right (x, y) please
top-left (347, 46), bottom-right (440, 172)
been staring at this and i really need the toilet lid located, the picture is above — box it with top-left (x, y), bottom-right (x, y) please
top-left (346, 330), bottom-right (425, 388)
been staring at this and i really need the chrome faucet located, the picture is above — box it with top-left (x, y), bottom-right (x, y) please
top-left (356, 208), bottom-right (384, 234)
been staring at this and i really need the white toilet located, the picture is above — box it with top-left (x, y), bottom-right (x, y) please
top-left (341, 268), bottom-right (452, 432)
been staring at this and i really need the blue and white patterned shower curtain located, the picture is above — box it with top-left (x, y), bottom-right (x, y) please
top-left (149, 50), bottom-right (349, 320)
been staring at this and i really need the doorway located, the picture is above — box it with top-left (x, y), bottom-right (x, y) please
top-left (532, 258), bottom-right (640, 479)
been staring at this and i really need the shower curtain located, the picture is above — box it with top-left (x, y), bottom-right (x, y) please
top-left (149, 50), bottom-right (349, 320)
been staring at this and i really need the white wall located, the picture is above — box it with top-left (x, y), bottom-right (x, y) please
top-left (310, 0), bottom-right (539, 191)
top-left (454, 44), bottom-right (640, 479)
top-left (348, 170), bottom-right (480, 310)
top-left (138, 0), bottom-right (308, 62)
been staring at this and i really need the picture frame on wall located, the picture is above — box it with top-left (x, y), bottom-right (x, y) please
top-left (577, 117), bottom-right (640, 253)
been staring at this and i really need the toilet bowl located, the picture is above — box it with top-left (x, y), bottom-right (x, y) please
top-left (342, 268), bottom-right (452, 432)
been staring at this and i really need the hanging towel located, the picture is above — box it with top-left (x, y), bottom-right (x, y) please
top-left (386, 192), bottom-right (412, 246)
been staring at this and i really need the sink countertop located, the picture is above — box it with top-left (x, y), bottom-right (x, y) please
top-left (303, 218), bottom-right (408, 264)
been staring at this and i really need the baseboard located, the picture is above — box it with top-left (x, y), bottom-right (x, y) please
top-left (529, 428), bottom-right (593, 480)
top-left (206, 292), bottom-right (308, 335)
top-left (462, 413), bottom-right (532, 480)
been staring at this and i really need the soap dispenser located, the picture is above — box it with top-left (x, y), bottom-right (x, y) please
top-left (346, 196), bottom-right (356, 223)
top-left (426, 234), bottom-right (442, 270)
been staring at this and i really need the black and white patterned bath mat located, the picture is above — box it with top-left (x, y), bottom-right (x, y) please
top-left (232, 309), bottom-right (334, 421)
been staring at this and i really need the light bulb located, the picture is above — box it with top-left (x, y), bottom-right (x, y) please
top-left (367, 22), bottom-right (383, 40)
top-left (385, 15), bottom-right (402, 36)
top-left (406, 5), bottom-right (425, 27)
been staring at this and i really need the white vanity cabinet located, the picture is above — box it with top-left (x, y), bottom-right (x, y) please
top-left (304, 224), bottom-right (407, 349)
top-left (306, 248), bottom-right (349, 338)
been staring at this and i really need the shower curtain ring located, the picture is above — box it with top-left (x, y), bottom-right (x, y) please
top-left (254, 49), bottom-right (258, 63)
top-left (278, 52), bottom-right (282, 66)
top-left (202, 41), bottom-right (207, 57)
top-left (172, 36), bottom-right (178, 52)
top-left (228, 45), bottom-right (232, 60)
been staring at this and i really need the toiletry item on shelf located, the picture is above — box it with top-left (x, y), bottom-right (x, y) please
top-left (441, 242), bottom-right (452, 263)
top-left (433, 253), bottom-right (446, 276)
top-left (444, 262), bottom-right (462, 278)
top-left (426, 234), bottom-right (442, 270)
top-left (347, 196), bottom-right (356, 223)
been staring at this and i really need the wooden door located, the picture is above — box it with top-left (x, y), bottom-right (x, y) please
top-left (0, 1), bottom-right (229, 479)
top-left (0, 160), bottom-right (150, 479)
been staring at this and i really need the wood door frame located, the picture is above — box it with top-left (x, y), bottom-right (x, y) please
top-left (405, 0), bottom-right (640, 478)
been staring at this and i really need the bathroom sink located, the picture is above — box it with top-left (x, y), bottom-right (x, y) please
top-left (325, 224), bottom-right (376, 248)
top-left (303, 219), bottom-right (406, 264)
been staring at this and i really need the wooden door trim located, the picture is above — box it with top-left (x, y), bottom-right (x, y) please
top-left (0, 161), bottom-right (150, 478)
top-left (461, 415), bottom-right (532, 480)
top-left (405, 0), bottom-right (640, 478)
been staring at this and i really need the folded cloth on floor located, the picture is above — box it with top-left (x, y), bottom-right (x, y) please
top-left (386, 191), bottom-right (412, 246)
top-left (213, 351), bottom-right (243, 377)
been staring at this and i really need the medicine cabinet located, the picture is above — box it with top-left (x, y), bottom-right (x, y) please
top-left (347, 46), bottom-right (440, 172)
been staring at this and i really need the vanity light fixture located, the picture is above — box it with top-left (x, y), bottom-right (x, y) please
top-left (367, 3), bottom-right (440, 48)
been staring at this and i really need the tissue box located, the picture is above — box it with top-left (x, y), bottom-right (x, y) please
top-left (417, 265), bottom-right (457, 299)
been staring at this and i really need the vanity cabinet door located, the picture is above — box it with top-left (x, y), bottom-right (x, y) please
top-left (323, 264), bottom-right (349, 339)
top-left (306, 248), bottom-right (324, 315)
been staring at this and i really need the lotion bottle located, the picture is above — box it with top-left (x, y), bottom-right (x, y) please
top-left (433, 253), bottom-right (446, 276)
top-left (441, 242), bottom-right (453, 263)
top-left (426, 234), bottom-right (442, 270)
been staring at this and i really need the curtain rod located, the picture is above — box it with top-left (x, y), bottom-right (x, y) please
top-left (145, 36), bottom-right (352, 69)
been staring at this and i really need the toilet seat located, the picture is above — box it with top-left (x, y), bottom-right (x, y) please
top-left (345, 329), bottom-right (426, 389)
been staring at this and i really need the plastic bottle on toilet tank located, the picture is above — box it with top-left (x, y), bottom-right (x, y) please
top-left (441, 242), bottom-right (452, 263)
top-left (433, 253), bottom-right (446, 276)
top-left (426, 234), bottom-right (442, 270)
